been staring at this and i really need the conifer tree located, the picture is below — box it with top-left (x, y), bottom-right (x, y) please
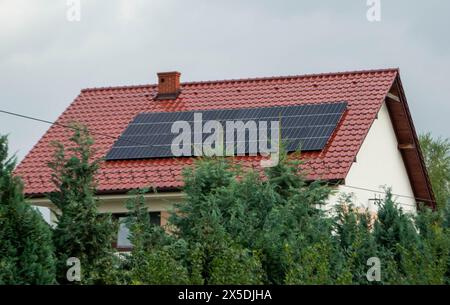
top-left (333, 200), bottom-right (377, 284)
top-left (48, 125), bottom-right (118, 284)
top-left (400, 205), bottom-right (450, 284)
top-left (373, 191), bottom-right (418, 258)
top-left (419, 133), bottom-right (450, 210)
top-left (170, 158), bottom-right (266, 284)
top-left (0, 135), bottom-right (56, 284)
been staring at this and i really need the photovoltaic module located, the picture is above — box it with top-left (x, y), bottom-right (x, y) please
top-left (105, 102), bottom-right (347, 160)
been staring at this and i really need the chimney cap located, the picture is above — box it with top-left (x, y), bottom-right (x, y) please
top-left (157, 71), bottom-right (181, 76)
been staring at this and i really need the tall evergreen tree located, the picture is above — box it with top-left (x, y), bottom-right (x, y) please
top-left (419, 133), bottom-right (450, 210)
top-left (373, 190), bottom-right (418, 257)
top-left (170, 158), bottom-right (266, 284)
top-left (261, 153), bottom-right (337, 284)
top-left (48, 125), bottom-right (118, 284)
top-left (405, 205), bottom-right (450, 284)
top-left (0, 135), bottom-right (56, 284)
top-left (333, 199), bottom-right (378, 284)
top-left (170, 153), bottom-right (334, 284)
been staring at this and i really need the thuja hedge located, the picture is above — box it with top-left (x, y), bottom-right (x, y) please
top-left (1, 129), bottom-right (449, 285)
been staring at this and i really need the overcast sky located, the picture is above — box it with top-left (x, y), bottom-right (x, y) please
top-left (1, 0), bottom-right (449, 162)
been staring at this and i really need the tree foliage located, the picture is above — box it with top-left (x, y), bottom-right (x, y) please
top-left (124, 189), bottom-right (190, 284)
top-left (419, 133), bottom-right (450, 210)
top-left (48, 125), bottom-right (119, 284)
top-left (0, 135), bottom-right (56, 284)
top-left (111, 149), bottom-right (450, 285)
top-left (2, 127), bottom-right (450, 285)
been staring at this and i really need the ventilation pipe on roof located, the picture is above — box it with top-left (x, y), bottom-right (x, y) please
top-left (155, 71), bottom-right (181, 100)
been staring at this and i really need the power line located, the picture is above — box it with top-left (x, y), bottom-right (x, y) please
top-left (340, 185), bottom-right (431, 207)
top-left (0, 109), bottom-right (163, 150)
top-left (0, 108), bottom-right (433, 207)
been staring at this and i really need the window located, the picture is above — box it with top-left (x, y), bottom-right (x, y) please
top-left (113, 212), bottom-right (161, 250)
top-left (117, 216), bottom-right (131, 249)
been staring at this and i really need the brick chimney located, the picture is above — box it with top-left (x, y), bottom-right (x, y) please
top-left (155, 71), bottom-right (181, 100)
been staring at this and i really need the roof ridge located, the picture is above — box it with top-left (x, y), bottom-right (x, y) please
top-left (81, 84), bottom-right (155, 93)
top-left (80, 67), bottom-right (399, 92)
top-left (181, 67), bottom-right (400, 86)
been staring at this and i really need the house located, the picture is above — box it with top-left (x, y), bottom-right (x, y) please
top-left (15, 68), bottom-right (435, 248)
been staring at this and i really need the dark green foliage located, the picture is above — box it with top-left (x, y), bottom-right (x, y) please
top-left (168, 158), bottom-right (270, 284)
top-left (284, 240), bottom-right (334, 285)
top-left (333, 199), bottom-right (377, 284)
top-left (370, 191), bottom-right (449, 284)
top-left (419, 133), bottom-right (450, 210)
top-left (168, 154), bottom-right (334, 284)
top-left (401, 205), bottom-right (450, 284)
top-left (209, 245), bottom-right (264, 285)
top-left (373, 190), bottom-right (419, 261)
top-left (0, 135), bottom-right (56, 284)
top-left (124, 189), bottom-right (189, 284)
top-left (117, 134), bottom-right (449, 285)
top-left (128, 247), bottom-right (190, 285)
top-left (48, 125), bottom-right (119, 284)
top-left (168, 153), bottom-right (450, 285)
top-left (125, 189), bottom-right (170, 252)
top-left (419, 133), bottom-right (450, 283)
top-left (2, 127), bottom-right (449, 285)
top-left (118, 134), bottom-right (449, 285)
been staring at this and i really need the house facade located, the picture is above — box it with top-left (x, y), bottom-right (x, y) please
top-left (15, 68), bottom-right (434, 247)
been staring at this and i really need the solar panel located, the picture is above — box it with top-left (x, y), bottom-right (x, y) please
top-left (105, 102), bottom-right (347, 160)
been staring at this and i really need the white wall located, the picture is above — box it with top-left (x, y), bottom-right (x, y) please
top-left (95, 192), bottom-right (182, 214)
top-left (328, 102), bottom-right (417, 214)
top-left (31, 192), bottom-right (184, 225)
top-left (34, 206), bottom-right (50, 224)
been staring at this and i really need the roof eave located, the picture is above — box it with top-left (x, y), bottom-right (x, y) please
top-left (385, 74), bottom-right (436, 209)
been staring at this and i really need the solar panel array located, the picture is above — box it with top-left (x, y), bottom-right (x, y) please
top-left (105, 102), bottom-right (347, 160)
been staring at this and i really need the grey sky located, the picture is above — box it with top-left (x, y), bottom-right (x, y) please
top-left (1, 0), bottom-right (449, 162)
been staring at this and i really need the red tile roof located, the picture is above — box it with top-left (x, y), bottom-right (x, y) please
top-left (15, 68), bottom-right (400, 197)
